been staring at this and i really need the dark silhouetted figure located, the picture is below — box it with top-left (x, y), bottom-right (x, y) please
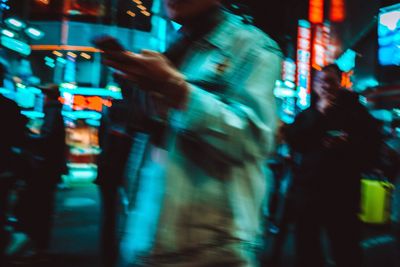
top-left (18, 84), bottom-right (67, 258)
top-left (96, 82), bottom-right (137, 267)
top-left (283, 64), bottom-right (382, 267)
top-left (0, 61), bottom-right (27, 264)
top-left (0, 94), bottom-right (27, 265)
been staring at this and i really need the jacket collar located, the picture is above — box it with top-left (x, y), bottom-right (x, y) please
top-left (178, 9), bottom-right (241, 50)
top-left (202, 11), bottom-right (242, 49)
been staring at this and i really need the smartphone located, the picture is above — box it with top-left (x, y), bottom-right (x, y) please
top-left (92, 35), bottom-right (125, 52)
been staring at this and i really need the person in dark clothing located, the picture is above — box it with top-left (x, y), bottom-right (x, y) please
top-left (17, 84), bottom-right (67, 257)
top-left (283, 64), bottom-right (382, 267)
top-left (96, 79), bottom-right (141, 267)
top-left (0, 94), bottom-right (27, 265)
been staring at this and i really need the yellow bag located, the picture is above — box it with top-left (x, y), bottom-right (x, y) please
top-left (359, 179), bottom-right (395, 224)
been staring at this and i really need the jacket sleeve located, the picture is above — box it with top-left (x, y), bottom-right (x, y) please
top-left (173, 40), bottom-right (282, 164)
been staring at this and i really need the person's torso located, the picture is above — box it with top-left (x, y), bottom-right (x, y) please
top-left (123, 11), bottom-right (280, 261)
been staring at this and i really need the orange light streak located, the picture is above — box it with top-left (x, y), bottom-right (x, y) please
top-left (31, 45), bottom-right (101, 52)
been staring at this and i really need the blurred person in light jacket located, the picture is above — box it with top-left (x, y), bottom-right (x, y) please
top-left (100, 0), bottom-right (282, 266)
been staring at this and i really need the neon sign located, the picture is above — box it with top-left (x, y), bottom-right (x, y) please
top-left (312, 24), bottom-right (332, 70)
top-left (312, 24), bottom-right (324, 70)
top-left (330, 0), bottom-right (345, 22)
top-left (1, 36), bottom-right (31, 56)
top-left (309, 0), bottom-right (324, 24)
top-left (59, 95), bottom-right (112, 112)
top-left (341, 71), bottom-right (353, 89)
top-left (282, 58), bottom-right (296, 82)
top-left (296, 20), bottom-right (311, 109)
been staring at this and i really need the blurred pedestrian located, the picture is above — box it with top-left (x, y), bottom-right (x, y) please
top-left (261, 130), bottom-right (296, 267)
top-left (0, 93), bottom-right (27, 265)
top-left (17, 84), bottom-right (67, 259)
top-left (99, 0), bottom-right (282, 266)
top-left (283, 64), bottom-right (382, 267)
top-left (0, 61), bottom-right (28, 264)
top-left (96, 79), bottom-right (143, 267)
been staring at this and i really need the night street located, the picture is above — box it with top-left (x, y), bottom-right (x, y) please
top-left (3, 180), bottom-right (398, 267)
top-left (0, 0), bottom-right (399, 266)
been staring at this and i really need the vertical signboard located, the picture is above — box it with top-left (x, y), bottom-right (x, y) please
top-left (311, 23), bottom-right (333, 70)
top-left (330, 0), bottom-right (345, 22)
top-left (309, 0), bottom-right (324, 24)
top-left (281, 58), bottom-right (297, 122)
top-left (296, 20), bottom-right (312, 109)
top-left (312, 24), bottom-right (325, 70)
top-left (282, 58), bottom-right (296, 83)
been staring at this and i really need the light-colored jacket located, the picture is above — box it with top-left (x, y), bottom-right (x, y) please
top-left (119, 11), bottom-right (282, 267)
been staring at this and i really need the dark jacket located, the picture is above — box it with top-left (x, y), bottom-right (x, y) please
top-left (285, 90), bottom-right (382, 210)
top-left (95, 100), bottom-right (134, 187)
top-left (0, 95), bottom-right (27, 176)
top-left (29, 100), bottom-right (67, 176)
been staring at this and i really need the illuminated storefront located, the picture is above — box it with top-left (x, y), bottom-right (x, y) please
top-left (0, 0), bottom-right (170, 183)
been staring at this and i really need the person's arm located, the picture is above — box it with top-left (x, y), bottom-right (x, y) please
top-left (102, 34), bottom-right (282, 163)
top-left (173, 43), bottom-right (282, 163)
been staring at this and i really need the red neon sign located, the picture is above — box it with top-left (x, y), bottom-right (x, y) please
top-left (312, 24), bottom-right (325, 69)
top-left (341, 71), bottom-right (353, 89)
top-left (296, 20), bottom-right (312, 94)
top-left (330, 0), bottom-right (345, 22)
top-left (59, 95), bottom-right (112, 112)
top-left (309, 0), bottom-right (324, 24)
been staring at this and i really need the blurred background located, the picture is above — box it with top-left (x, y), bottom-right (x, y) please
top-left (0, 0), bottom-right (399, 266)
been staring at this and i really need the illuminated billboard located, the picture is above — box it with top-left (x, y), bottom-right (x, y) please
top-left (378, 3), bottom-right (400, 66)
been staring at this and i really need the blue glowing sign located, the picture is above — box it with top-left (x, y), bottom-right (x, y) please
top-left (336, 49), bottom-right (356, 72)
top-left (296, 20), bottom-right (311, 110)
top-left (378, 3), bottom-right (400, 66)
top-left (0, 36), bottom-right (31, 56)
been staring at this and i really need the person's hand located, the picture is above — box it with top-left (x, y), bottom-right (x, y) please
top-left (103, 50), bottom-right (190, 109)
top-left (316, 98), bottom-right (335, 114)
top-left (322, 130), bottom-right (349, 148)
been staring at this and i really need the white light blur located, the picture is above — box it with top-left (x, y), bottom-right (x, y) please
top-left (1, 29), bottom-right (15, 38)
top-left (380, 10), bottom-right (400, 31)
top-left (27, 27), bottom-right (41, 36)
top-left (7, 18), bottom-right (24, 28)
top-left (284, 81), bottom-right (296, 88)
